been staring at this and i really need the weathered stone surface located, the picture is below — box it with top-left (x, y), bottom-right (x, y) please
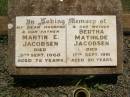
top-left (8, 0), bottom-right (123, 75)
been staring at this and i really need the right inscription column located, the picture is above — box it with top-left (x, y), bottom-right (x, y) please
top-left (66, 16), bottom-right (117, 66)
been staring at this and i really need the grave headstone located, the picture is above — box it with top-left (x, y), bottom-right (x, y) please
top-left (8, 0), bottom-right (123, 75)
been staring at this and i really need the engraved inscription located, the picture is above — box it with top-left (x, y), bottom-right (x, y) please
top-left (15, 16), bottom-right (117, 67)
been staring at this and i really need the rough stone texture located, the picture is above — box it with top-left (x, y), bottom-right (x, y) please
top-left (0, 17), bottom-right (8, 34)
top-left (8, 0), bottom-right (122, 16)
top-left (0, 34), bottom-right (130, 97)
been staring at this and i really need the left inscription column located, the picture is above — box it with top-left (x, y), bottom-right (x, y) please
top-left (15, 16), bottom-right (66, 67)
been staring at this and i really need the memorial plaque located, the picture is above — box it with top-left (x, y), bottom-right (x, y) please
top-left (8, 0), bottom-right (123, 75)
top-left (15, 16), bottom-right (117, 67)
